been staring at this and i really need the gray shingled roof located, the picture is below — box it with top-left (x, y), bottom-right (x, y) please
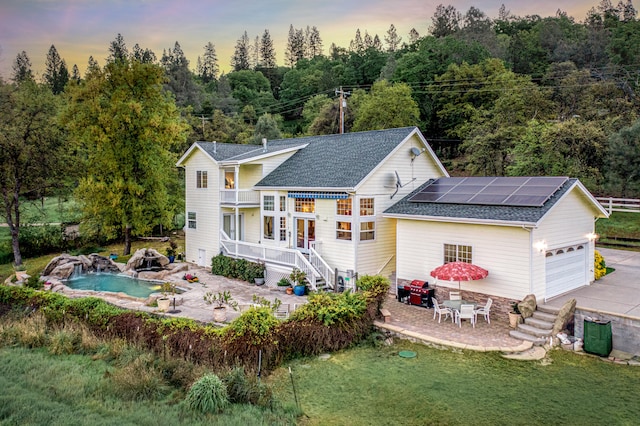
top-left (195, 140), bottom-right (304, 162)
top-left (384, 178), bottom-right (579, 224)
top-left (255, 127), bottom-right (418, 189)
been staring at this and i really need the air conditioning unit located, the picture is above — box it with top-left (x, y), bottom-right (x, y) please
top-left (337, 269), bottom-right (355, 293)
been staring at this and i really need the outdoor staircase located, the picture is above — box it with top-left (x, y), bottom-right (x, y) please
top-left (509, 304), bottom-right (560, 345)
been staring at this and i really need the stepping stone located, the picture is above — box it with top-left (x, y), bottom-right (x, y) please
top-left (501, 346), bottom-right (547, 361)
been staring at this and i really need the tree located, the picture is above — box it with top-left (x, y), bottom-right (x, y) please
top-left (252, 113), bottom-right (282, 144)
top-left (231, 31), bottom-right (251, 71)
top-left (161, 41), bottom-right (202, 109)
top-left (43, 45), bottom-right (69, 94)
top-left (12, 51), bottom-right (33, 84)
top-left (107, 33), bottom-right (129, 64)
top-left (131, 43), bottom-right (157, 64)
top-left (352, 80), bottom-right (420, 131)
top-left (606, 119), bottom-right (640, 196)
top-left (198, 42), bottom-right (219, 83)
top-left (71, 64), bottom-right (81, 83)
top-left (285, 25), bottom-right (305, 67)
top-left (307, 26), bottom-right (323, 58)
top-left (429, 4), bottom-right (461, 37)
top-left (0, 80), bottom-right (66, 265)
top-left (62, 59), bottom-right (189, 255)
top-left (349, 29), bottom-right (365, 52)
top-left (260, 30), bottom-right (277, 68)
top-left (385, 24), bottom-right (402, 52)
top-left (408, 28), bottom-right (421, 45)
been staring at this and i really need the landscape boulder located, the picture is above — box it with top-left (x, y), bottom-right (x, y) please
top-left (42, 253), bottom-right (120, 280)
top-left (125, 248), bottom-right (170, 271)
top-left (518, 294), bottom-right (537, 319)
top-left (552, 298), bottom-right (576, 335)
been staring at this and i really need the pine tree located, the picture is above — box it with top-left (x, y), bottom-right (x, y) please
top-left (260, 29), bottom-right (276, 68)
top-left (251, 35), bottom-right (260, 69)
top-left (285, 25), bottom-right (305, 67)
top-left (199, 42), bottom-right (219, 83)
top-left (231, 31), bottom-right (250, 71)
top-left (349, 29), bottom-right (364, 52)
top-left (11, 51), bottom-right (33, 83)
top-left (71, 64), bottom-right (81, 82)
top-left (107, 33), bottom-right (129, 63)
top-left (408, 28), bottom-right (421, 44)
top-left (131, 43), bottom-right (157, 63)
top-left (43, 45), bottom-right (69, 94)
top-left (307, 26), bottom-right (323, 58)
top-left (385, 24), bottom-right (402, 52)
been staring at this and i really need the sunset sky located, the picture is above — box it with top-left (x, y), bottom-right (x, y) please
top-left (1, 0), bottom-right (599, 80)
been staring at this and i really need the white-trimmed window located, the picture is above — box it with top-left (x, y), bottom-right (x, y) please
top-left (444, 244), bottom-right (472, 263)
top-left (263, 195), bottom-right (275, 211)
top-left (263, 216), bottom-right (274, 240)
top-left (196, 171), bottom-right (208, 188)
top-left (280, 217), bottom-right (287, 241)
top-left (359, 198), bottom-right (375, 241)
top-left (224, 170), bottom-right (235, 189)
top-left (295, 198), bottom-right (315, 213)
top-left (187, 212), bottom-right (197, 229)
top-left (337, 198), bottom-right (352, 216)
top-left (279, 196), bottom-right (286, 212)
top-left (336, 221), bottom-right (352, 240)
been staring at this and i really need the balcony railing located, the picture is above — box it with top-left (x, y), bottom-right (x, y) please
top-left (220, 189), bottom-right (260, 205)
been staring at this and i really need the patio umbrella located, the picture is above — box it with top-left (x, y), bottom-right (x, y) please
top-left (430, 261), bottom-right (489, 290)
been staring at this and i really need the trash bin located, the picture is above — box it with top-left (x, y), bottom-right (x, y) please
top-left (583, 319), bottom-right (612, 357)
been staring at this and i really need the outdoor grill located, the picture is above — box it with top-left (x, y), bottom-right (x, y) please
top-left (397, 280), bottom-right (434, 308)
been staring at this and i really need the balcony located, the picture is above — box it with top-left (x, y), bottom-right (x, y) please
top-left (220, 189), bottom-right (260, 206)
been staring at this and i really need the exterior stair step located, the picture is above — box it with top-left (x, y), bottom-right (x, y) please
top-left (537, 304), bottom-right (560, 315)
top-left (525, 317), bottom-right (554, 329)
top-left (509, 330), bottom-right (548, 345)
top-left (532, 310), bottom-right (557, 323)
top-left (516, 323), bottom-right (553, 337)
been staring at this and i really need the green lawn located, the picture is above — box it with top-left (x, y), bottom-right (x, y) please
top-left (268, 341), bottom-right (640, 425)
top-left (596, 211), bottom-right (640, 248)
top-left (16, 196), bottom-right (81, 224)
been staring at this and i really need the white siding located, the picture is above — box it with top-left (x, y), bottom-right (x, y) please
top-left (183, 150), bottom-right (219, 266)
top-left (252, 151), bottom-right (298, 178)
top-left (308, 198), bottom-right (355, 272)
top-left (243, 207), bottom-right (261, 244)
top-left (396, 220), bottom-right (531, 300)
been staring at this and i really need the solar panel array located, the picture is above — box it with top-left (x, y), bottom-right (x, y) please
top-left (408, 176), bottom-right (569, 207)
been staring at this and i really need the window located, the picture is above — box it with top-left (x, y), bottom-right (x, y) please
top-left (224, 170), bottom-right (235, 189)
top-left (188, 212), bottom-right (197, 229)
top-left (360, 198), bottom-right (374, 216)
top-left (444, 244), bottom-right (472, 263)
top-left (263, 216), bottom-right (274, 239)
top-left (280, 217), bottom-right (287, 241)
top-left (263, 195), bottom-right (275, 211)
top-left (295, 198), bottom-right (315, 213)
top-left (337, 198), bottom-right (352, 216)
top-left (336, 221), bottom-right (352, 240)
top-left (279, 196), bottom-right (286, 212)
top-left (196, 171), bottom-right (208, 188)
top-left (360, 221), bottom-right (375, 241)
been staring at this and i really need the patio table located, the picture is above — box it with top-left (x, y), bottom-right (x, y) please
top-left (443, 300), bottom-right (477, 325)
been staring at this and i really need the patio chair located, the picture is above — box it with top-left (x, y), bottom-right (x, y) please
top-left (456, 304), bottom-right (476, 328)
top-left (449, 291), bottom-right (461, 301)
top-left (474, 298), bottom-right (493, 324)
top-left (274, 304), bottom-right (290, 320)
top-left (432, 297), bottom-right (453, 323)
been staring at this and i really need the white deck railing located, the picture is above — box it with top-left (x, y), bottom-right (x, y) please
top-left (220, 233), bottom-right (320, 290)
top-left (596, 197), bottom-right (640, 214)
top-left (220, 189), bottom-right (260, 205)
top-left (309, 243), bottom-right (334, 290)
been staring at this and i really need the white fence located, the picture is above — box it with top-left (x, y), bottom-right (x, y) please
top-left (596, 197), bottom-right (640, 214)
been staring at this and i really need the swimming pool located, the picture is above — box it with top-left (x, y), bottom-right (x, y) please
top-left (65, 274), bottom-right (163, 298)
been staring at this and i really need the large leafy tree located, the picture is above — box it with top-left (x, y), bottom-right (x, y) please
top-left (352, 80), bottom-right (420, 131)
top-left (0, 80), bottom-right (67, 265)
top-left (62, 59), bottom-right (188, 254)
top-left (606, 119), bottom-right (640, 196)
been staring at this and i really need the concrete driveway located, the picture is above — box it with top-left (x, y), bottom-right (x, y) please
top-left (546, 247), bottom-right (640, 317)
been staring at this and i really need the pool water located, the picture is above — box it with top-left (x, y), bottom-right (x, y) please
top-left (66, 274), bottom-right (163, 298)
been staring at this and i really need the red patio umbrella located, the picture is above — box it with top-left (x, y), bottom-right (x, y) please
top-left (430, 261), bottom-right (489, 290)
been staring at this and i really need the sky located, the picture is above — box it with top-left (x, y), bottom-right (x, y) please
top-left (0, 0), bottom-right (600, 80)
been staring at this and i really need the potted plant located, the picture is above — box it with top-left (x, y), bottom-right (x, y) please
top-left (204, 290), bottom-right (239, 322)
top-left (253, 260), bottom-right (266, 285)
top-left (290, 268), bottom-right (307, 296)
top-left (509, 301), bottom-right (523, 328)
top-left (157, 282), bottom-right (176, 312)
top-left (277, 277), bottom-right (291, 293)
top-left (165, 240), bottom-right (178, 263)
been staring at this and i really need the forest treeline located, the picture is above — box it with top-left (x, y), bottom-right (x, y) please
top-left (2, 1), bottom-right (640, 263)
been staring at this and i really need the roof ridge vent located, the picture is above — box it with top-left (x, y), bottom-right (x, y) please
top-left (213, 140), bottom-right (216, 154)
top-left (262, 138), bottom-right (267, 152)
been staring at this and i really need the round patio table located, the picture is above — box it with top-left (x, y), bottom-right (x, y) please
top-left (442, 300), bottom-right (477, 311)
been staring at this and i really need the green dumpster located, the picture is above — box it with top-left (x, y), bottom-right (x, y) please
top-left (583, 319), bottom-right (612, 357)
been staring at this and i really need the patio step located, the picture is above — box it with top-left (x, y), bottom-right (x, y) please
top-left (532, 310), bottom-right (557, 323)
top-left (537, 304), bottom-right (560, 315)
top-left (516, 323), bottom-right (553, 338)
top-left (509, 330), bottom-right (548, 345)
top-left (525, 316), bottom-right (554, 329)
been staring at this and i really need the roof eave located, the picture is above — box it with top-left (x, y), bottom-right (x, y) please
top-left (252, 186), bottom-right (356, 193)
top-left (382, 212), bottom-right (538, 228)
top-left (220, 144), bottom-right (308, 165)
top-left (176, 142), bottom-right (218, 167)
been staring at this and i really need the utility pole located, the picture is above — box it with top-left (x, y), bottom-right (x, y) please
top-left (198, 115), bottom-right (211, 140)
top-left (335, 87), bottom-right (350, 134)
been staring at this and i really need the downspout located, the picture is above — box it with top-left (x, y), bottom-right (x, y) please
top-left (524, 225), bottom-right (534, 295)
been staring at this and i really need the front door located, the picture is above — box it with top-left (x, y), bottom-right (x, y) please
top-left (295, 218), bottom-right (315, 252)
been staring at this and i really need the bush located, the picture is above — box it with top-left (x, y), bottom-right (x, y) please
top-left (594, 250), bottom-right (607, 280)
top-left (289, 291), bottom-right (367, 326)
top-left (24, 275), bottom-right (43, 290)
top-left (211, 254), bottom-right (265, 283)
top-left (221, 367), bottom-right (273, 407)
top-left (185, 373), bottom-right (229, 414)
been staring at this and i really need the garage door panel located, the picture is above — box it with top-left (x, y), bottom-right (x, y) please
top-left (545, 246), bottom-right (587, 299)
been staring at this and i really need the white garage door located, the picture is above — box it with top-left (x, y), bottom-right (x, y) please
top-left (545, 244), bottom-right (587, 300)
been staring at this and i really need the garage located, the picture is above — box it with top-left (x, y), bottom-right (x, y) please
top-left (545, 244), bottom-right (588, 300)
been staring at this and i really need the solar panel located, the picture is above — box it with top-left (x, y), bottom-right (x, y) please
top-left (408, 176), bottom-right (568, 207)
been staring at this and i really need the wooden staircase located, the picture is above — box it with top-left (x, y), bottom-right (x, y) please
top-left (509, 305), bottom-right (560, 345)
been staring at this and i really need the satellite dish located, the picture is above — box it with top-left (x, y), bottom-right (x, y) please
top-left (390, 170), bottom-right (416, 199)
top-left (410, 147), bottom-right (422, 157)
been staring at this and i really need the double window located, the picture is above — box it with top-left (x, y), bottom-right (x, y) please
top-left (196, 171), bottom-right (208, 188)
top-left (444, 244), bottom-right (472, 263)
top-left (359, 198), bottom-right (375, 241)
top-left (335, 197), bottom-right (376, 241)
top-left (187, 212), bottom-right (197, 229)
top-left (263, 194), bottom-right (286, 241)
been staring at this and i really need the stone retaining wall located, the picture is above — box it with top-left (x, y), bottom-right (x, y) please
top-left (574, 308), bottom-right (640, 355)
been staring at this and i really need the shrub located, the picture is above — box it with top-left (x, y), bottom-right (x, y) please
top-left (289, 291), bottom-right (367, 326)
top-left (24, 275), bottom-right (43, 290)
top-left (185, 373), bottom-right (229, 414)
top-left (107, 354), bottom-right (168, 401)
top-left (49, 328), bottom-right (82, 355)
top-left (594, 250), bottom-right (607, 280)
top-left (211, 253), bottom-right (235, 277)
top-left (221, 367), bottom-right (273, 407)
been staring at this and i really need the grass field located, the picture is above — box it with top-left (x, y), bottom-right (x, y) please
top-left (268, 341), bottom-right (640, 425)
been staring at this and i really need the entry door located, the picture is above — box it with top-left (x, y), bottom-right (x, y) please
top-left (295, 218), bottom-right (315, 252)
top-left (198, 249), bottom-right (206, 267)
top-left (223, 213), bottom-right (243, 240)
